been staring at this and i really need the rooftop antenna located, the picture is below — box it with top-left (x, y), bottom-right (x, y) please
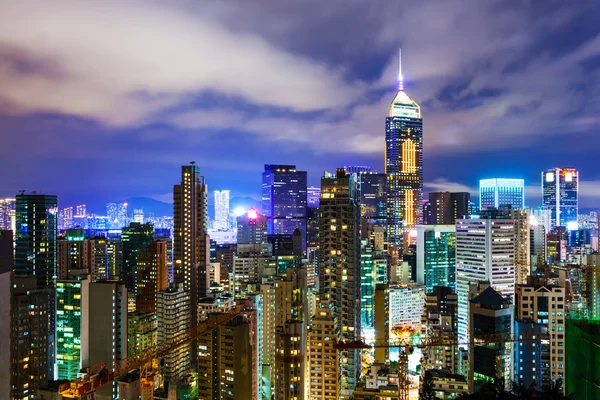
top-left (190, 161), bottom-right (196, 165)
top-left (398, 48), bottom-right (404, 91)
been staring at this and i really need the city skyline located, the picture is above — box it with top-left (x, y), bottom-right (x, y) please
top-left (1, 2), bottom-right (600, 211)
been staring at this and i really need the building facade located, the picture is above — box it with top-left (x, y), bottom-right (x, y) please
top-left (479, 178), bottom-right (525, 210)
top-left (456, 218), bottom-right (515, 344)
top-left (416, 225), bottom-right (456, 292)
top-left (425, 192), bottom-right (470, 225)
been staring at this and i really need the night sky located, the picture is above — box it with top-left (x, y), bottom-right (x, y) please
top-left (1, 1), bottom-right (599, 212)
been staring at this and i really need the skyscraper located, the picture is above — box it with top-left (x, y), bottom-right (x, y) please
top-left (357, 171), bottom-right (387, 227)
top-left (237, 208), bottom-right (268, 245)
top-left (121, 222), bottom-right (154, 293)
top-left (214, 190), bottom-right (230, 230)
top-left (542, 168), bottom-right (578, 230)
top-left (456, 217), bottom-right (515, 344)
top-left (0, 198), bottom-right (15, 231)
top-left (15, 194), bottom-right (58, 288)
top-left (425, 192), bottom-right (470, 225)
top-left (262, 164), bottom-right (307, 248)
top-left (136, 240), bottom-right (168, 314)
top-left (385, 50), bottom-right (423, 256)
top-left (416, 225), bottom-right (456, 292)
top-left (479, 178), bottom-right (525, 210)
top-left (173, 163), bottom-right (209, 369)
top-left (318, 168), bottom-right (361, 397)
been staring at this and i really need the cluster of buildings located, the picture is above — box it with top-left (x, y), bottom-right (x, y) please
top-left (0, 54), bottom-right (599, 400)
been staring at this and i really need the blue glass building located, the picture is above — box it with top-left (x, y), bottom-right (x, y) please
top-left (479, 178), bottom-right (525, 210)
top-left (262, 165), bottom-right (307, 249)
top-left (416, 225), bottom-right (456, 292)
top-left (542, 168), bottom-right (578, 230)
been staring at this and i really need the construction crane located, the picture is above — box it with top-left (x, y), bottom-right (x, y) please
top-left (58, 311), bottom-right (240, 400)
top-left (336, 331), bottom-right (540, 400)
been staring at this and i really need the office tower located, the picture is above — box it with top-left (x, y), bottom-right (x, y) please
top-left (565, 319), bottom-right (600, 399)
top-left (93, 237), bottom-right (122, 281)
top-left (157, 284), bottom-right (190, 383)
top-left (357, 171), bottom-right (387, 227)
top-left (308, 303), bottom-right (340, 400)
top-left (0, 231), bottom-right (12, 398)
top-left (10, 276), bottom-right (52, 400)
top-left (515, 281), bottom-right (566, 386)
top-left (237, 208), bottom-right (268, 244)
top-left (542, 168), bottom-right (579, 230)
top-left (107, 202), bottom-right (118, 226)
top-left (416, 225), bottom-right (456, 292)
top-left (479, 178), bottom-right (525, 210)
top-left (58, 206), bottom-right (73, 231)
top-left (262, 164), bottom-right (307, 247)
top-left (55, 277), bottom-right (90, 380)
top-left (307, 186), bottom-right (320, 209)
top-left (456, 218), bottom-right (515, 344)
top-left (136, 241), bottom-right (168, 313)
top-left (514, 320), bottom-right (543, 389)
top-left (133, 208), bottom-right (144, 223)
top-left (15, 194), bottom-right (58, 288)
top-left (121, 222), bottom-right (154, 293)
top-left (0, 198), bottom-right (16, 231)
top-left (214, 190), bottom-right (230, 230)
top-left (385, 50), bottom-right (423, 256)
top-left (374, 284), bottom-right (390, 363)
top-left (118, 202), bottom-right (129, 227)
top-left (173, 163), bottom-right (209, 368)
top-left (319, 168), bottom-right (361, 397)
top-left (389, 284), bottom-right (426, 332)
top-left (426, 192), bottom-right (470, 225)
top-left (232, 245), bottom-right (273, 295)
top-left (468, 286), bottom-right (513, 392)
top-left (275, 321), bottom-right (305, 400)
top-left (57, 229), bottom-right (93, 279)
top-left (345, 165), bottom-right (373, 174)
top-left (127, 311), bottom-right (157, 357)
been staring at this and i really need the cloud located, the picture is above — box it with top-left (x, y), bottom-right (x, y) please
top-left (424, 179), bottom-right (477, 195)
top-left (0, 0), bottom-right (361, 125)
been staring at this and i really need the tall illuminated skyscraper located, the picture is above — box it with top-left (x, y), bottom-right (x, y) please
top-left (385, 49), bottom-right (423, 256)
top-left (0, 198), bottom-right (15, 231)
top-left (542, 168), bottom-right (578, 230)
top-left (319, 168), bottom-right (360, 397)
top-left (214, 190), bottom-right (230, 230)
top-left (173, 163), bottom-right (209, 369)
top-left (262, 164), bottom-right (307, 248)
top-left (479, 178), bottom-right (525, 210)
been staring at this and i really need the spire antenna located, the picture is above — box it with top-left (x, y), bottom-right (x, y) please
top-left (398, 48), bottom-right (404, 91)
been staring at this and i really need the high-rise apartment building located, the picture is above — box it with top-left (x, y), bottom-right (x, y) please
top-left (389, 284), bottom-right (426, 332)
top-left (127, 311), bottom-right (157, 357)
top-left (456, 218), bottom-right (515, 344)
top-left (425, 192), bottom-right (470, 225)
top-left (416, 225), bottom-right (456, 292)
top-left (57, 229), bottom-right (93, 279)
top-left (136, 241), bottom-right (168, 313)
top-left (173, 163), bottom-right (209, 368)
top-left (508, 208), bottom-right (531, 284)
top-left (385, 50), bottom-right (423, 255)
top-left (262, 164), bottom-right (307, 248)
top-left (307, 186), bottom-right (320, 209)
top-left (214, 190), bottom-right (230, 230)
top-left (157, 284), bottom-right (190, 383)
top-left (319, 168), bottom-right (361, 397)
top-left (308, 303), bottom-right (340, 400)
top-left (275, 321), bottom-right (305, 400)
top-left (515, 280), bottom-right (566, 386)
top-left (88, 281), bottom-right (128, 400)
top-left (93, 237), bottom-right (122, 281)
top-left (542, 168), bottom-right (578, 230)
top-left (10, 276), bottom-right (52, 400)
top-left (479, 178), bottom-right (525, 210)
top-left (0, 198), bottom-right (15, 231)
top-left (237, 208), bottom-right (268, 245)
top-left (0, 230), bottom-right (11, 398)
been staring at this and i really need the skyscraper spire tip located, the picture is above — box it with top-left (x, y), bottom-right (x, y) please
top-left (398, 48), bottom-right (404, 91)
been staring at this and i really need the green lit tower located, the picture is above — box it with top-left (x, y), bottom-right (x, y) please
top-left (385, 49), bottom-right (423, 259)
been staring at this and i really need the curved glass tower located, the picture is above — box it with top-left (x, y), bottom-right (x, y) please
top-left (385, 50), bottom-right (423, 255)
